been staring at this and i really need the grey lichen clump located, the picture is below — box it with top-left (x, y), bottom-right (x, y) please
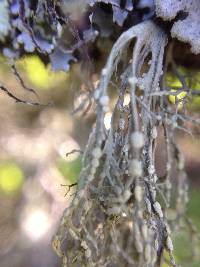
top-left (52, 20), bottom-right (198, 267)
top-left (156, 0), bottom-right (200, 54)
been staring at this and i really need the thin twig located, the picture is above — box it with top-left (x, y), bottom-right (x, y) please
top-left (61, 183), bottom-right (77, 197)
top-left (0, 84), bottom-right (51, 106)
top-left (66, 149), bottom-right (83, 158)
top-left (11, 63), bottom-right (38, 97)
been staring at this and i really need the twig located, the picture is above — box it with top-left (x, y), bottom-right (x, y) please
top-left (11, 63), bottom-right (38, 97)
top-left (0, 84), bottom-right (51, 106)
top-left (61, 183), bottom-right (77, 197)
top-left (66, 149), bottom-right (83, 158)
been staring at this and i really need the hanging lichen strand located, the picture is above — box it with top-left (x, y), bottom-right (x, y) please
top-left (52, 21), bottom-right (190, 267)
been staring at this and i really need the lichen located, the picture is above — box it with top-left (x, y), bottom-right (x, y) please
top-left (52, 21), bottom-right (188, 267)
top-left (155, 0), bottom-right (200, 54)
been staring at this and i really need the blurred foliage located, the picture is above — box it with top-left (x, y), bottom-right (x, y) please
top-left (166, 73), bottom-right (182, 88)
top-left (0, 161), bottom-right (24, 194)
top-left (0, 53), bottom-right (69, 93)
top-left (187, 189), bottom-right (200, 230)
top-left (162, 189), bottom-right (200, 267)
top-left (166, 66), bottom-right (200, 110)
top-left (0, 54), bottom-right (10, 73)
top-left (16, 55), bottom-right (67, 89)
top-left (168, 89), bottom-right (187, 109)
top-left (57, 157), bottom-right (81, 184)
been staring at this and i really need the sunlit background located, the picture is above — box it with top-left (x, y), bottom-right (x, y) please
top-left (0, 55), bottom-right (199, 267)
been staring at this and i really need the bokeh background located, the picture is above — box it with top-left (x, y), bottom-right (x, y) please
top-left (0, 54), bottom-right (199, 267)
